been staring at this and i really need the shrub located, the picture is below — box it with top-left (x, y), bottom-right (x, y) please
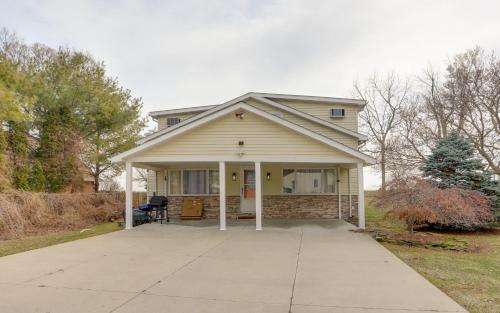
top-left (0, 191), bottom-right (125, 240)
top-left (378, 178), bottom-right (494, 232)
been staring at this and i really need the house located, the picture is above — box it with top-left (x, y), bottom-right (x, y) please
top-left (111, 92), bottom-right (376, 230)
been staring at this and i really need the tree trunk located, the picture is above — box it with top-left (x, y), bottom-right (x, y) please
top-left (93, 174), bottom-right (99, 192)
top-left (381, 151), bottom-right (386, 190)
top-left (93, 163), bottom-right (100, 192)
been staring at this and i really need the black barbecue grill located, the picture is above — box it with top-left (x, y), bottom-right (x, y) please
top-left (145, 196), bottom-right (169, 224)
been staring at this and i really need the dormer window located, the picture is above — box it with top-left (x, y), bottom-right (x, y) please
top-left (330, 108), bottom-right (345, 118)
top-left (167, 117), bottom-right (181, 127)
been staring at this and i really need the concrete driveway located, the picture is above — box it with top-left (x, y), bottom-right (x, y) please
top-left (0, 220), bottom-right (466, 313)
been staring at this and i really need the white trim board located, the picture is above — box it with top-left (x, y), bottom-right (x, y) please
top-left (112, 102), bottom-right (376, 165)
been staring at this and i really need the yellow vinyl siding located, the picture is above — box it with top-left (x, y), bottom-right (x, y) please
top-left (157, 170), bottom-right (166, 196)
top-left (274, 99), bottom-right (360, 132)
top-left (141, 111), bottom-right (353, 158)
top-left (146, 169), bottom-right (166, 196)
top-left (341, 167), bottom-right (358, 196)
top-left (246, 99), bottom-right (358, 149)
top-left (262, 164), bottom-right (282, 195)
top-left (156, 112), bottom-right (200, 130)
top-left (146, 170), bottom-right (157, 197)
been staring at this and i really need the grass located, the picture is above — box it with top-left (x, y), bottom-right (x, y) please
top-left (0, 222), bottom-right (122, 257)
top-left (365, 192), bottom-right (500, 313)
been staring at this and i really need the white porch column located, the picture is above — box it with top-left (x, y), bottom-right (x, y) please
top-left (348, 168), bottom-right (352, 217)
top-left (125, 162), bottom-right (133, 230)
top-left (219, 161), bottom-right (226, 230)
top-left (357, 162), bottom-right (365, 229)
top-left (255, 161), bottom-right (262, 230)
top-left (338, 167), bottom-right (342, 219)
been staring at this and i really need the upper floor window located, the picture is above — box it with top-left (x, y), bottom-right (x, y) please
top-left (167, 117), bottom-right (181, 127)
top-left (330, 108), bottom-right (345, 118)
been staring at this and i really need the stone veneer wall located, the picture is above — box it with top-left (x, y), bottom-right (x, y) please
top-left (263, 195), bottom-right (358, 219)
top-left (166, 195), bottom-right (358, 220)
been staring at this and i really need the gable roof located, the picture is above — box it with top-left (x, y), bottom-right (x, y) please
top-left (139, 92), bottom-right (367, 145)
top-left (149, 104), bottom-right (217, 117)
top-left (111, 101), bottom-right (376, 164)
top-left (253, 92), bottom-right (366, 106)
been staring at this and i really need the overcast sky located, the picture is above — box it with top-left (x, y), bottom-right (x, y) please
top-left (1, 0), bottom-right (499, 189)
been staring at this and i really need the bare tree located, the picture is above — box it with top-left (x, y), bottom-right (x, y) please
top-left (393, 68), bottom-right (458, 174)
top-left (353, 72), bottom-right (410, 188)
top-left (133, 168), bottom-right (148, 190)
top-left (445, 47), bottom-right (500, 174)
top-left (100, 178), bottom-right (122, 192)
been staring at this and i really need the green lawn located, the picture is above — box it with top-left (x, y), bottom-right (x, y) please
top-left (0, 222), bottom-right (122, 257)
top-left (365, 193), bottom-right (500, 313)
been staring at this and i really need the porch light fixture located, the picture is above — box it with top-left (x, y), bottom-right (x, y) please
top-left (266, 172), bottom-right (271, 181)
top-left (232, 172), bottom-right (237, 181)
top-left (238, 140), bottom-right (244, 146)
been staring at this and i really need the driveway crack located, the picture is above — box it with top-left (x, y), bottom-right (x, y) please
top-left (288, 227), bottom-right (303, 313)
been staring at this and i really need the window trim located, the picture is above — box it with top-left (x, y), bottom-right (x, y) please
top-left (281, 168), bottom-right (337, 195)
top-left (167, 168), bottom-right (219, 196)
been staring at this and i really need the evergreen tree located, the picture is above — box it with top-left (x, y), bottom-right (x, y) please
top-left (29, 159), bottom-right (45, 192)
top-left (37, 105), bottom-right (82, 192)
top-left (8, 121), bottom-right (30, 190)
top-left (0, 52), bottom-right (27, 191)
top-left (421, 132), bottom-right (499, 217)
top-left (421, 132), bottom-right (489, 190)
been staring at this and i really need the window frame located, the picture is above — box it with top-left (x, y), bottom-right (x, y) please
top-left (166, 117), bottom-right (181, 127)
top-left (281, 168), bottom-right (337, 195)
top-left (330, 108), bottom-right (345, 118)
top-left (167, 168), bottom-right (220, 196)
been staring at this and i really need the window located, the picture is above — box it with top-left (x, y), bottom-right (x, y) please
top-left (208, 170), bottom-right (220, 194)
top-left (296, 169), bottom-right (322, 193)
top-left (167, 117), bottom-right (181, 127)
top-left (168, 169), bottom-right (220, 195)
top-left (183, 170), bottom-right (207, 194)
top-left (323, 169), bottom-right (336, 193)
top-left (330, 108), bottom-right (345, 118)
top-left (282, 169), bottom-right (295, 193)
top-left (169, 170), bottom-right (181, 194)
top-left (282, 169), bottom-right (337, 194)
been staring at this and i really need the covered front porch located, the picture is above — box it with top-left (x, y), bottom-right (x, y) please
top-left (124, 158), bottom-right (366, 231)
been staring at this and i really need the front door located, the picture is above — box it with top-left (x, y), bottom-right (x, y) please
top-left (240, 168), bottom-right (256, 213)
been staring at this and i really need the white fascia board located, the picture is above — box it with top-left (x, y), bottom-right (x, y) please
top-left (253, 96), bottom-right (368, 140)
top-left (149, 105), bottom-right (217, 117)
top-left (253, 92), bottom-right (366, 106)
top-left (112, 100), bottom-right (376, 165)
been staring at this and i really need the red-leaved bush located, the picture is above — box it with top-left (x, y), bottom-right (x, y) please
top-left (377, 178), bottom-right (494, 232)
